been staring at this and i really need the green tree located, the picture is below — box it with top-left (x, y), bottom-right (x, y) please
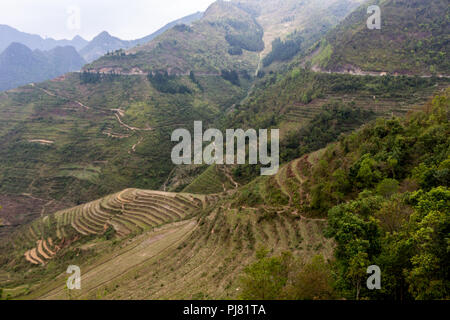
top-left (348, 251), bottom-right (370, 300)
top-left (405, 187), bottom-right (450, 299)
top-left (376, 178), bottom-right (399, 198)
top-left (326, 198), bottom-right (382, 299)
top-left (356, 155), bottom-right (381, 188)
top-left (239, 248), bottom-right (292, 300)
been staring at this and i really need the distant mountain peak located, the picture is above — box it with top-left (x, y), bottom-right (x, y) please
top-left (4, 41), bottom-right (31, 51)
top-left (93, 31), bottom-right (115, 41)
top-left (2, 42), bottom-right (33, 60)
top-left (97, 31), bottom-right (111, 37)
top-left (72, 35), bottom-right (86, 41)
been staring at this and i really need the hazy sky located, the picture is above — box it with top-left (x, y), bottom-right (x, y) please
top-left (0, 0), bottom-right (216, 41)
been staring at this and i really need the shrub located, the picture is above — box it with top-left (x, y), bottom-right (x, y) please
top-left (282, 255), bottom-right (336, 300)
top-left (376, 179), bottom-right (399, 198)
top-left (239, 249), bottom-right (292, 300)
top-left (221, 69), bottom-right (240, 86)
top-left (173, 24), bottom-right (192, 32)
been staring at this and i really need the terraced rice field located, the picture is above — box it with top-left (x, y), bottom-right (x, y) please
top-left (21, 189), bottom-right (216, 266)
top-left (24, 238), bottom-right (58, 265)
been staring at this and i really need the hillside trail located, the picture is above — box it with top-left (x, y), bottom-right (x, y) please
top-left (311, 65), bottom-right (450, 78)
top-left (218, 165), bottom-right (239, 189)
top-left (113, 113), bottom-right (153, 131)
top-left (33, 84), bottom-right (153, 135)
top-left (128, 136), bottom-right (144, 154)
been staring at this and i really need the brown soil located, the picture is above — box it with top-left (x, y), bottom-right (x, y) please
top-left (0, 194), bottom-right (69, 238)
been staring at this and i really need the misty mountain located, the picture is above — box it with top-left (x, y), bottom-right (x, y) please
top-left (0, 42), bottom-right (85, 91)
top-left (0, 24), bottom-right (88, 53)
top-left (1, 12), bottom-right (204, 64)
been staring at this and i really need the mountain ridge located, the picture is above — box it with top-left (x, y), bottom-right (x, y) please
top-left (1, 11), bottom-right (204, 64)
top-left (0, 42), bottom-right (85, 91)
top-left (0, 24), bottom-right (88, 53)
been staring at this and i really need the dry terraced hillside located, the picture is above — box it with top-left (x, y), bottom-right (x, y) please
top-left (18, 189), bottom-right (213, 265)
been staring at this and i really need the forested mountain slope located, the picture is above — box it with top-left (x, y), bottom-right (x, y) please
top-left (310, 0), bottom-right (450, 75)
